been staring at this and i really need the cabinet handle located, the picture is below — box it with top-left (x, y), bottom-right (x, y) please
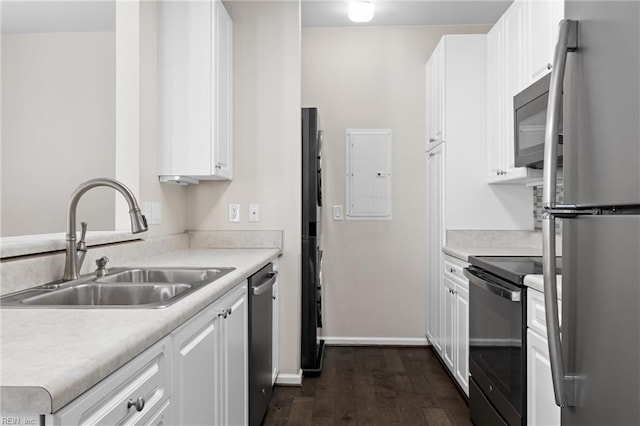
top-left (449, 267), bottom-right (456, 273)
top-left (429, 152), bottom-right (436, 158)
top-left (127, 396), bottom-right (145, 412)
top-left (428, 138), bottom-right (436, 143)
top-left (219, 308), bottom-right (230, 318)
top-left (547, 63), bottom-right (553, 70)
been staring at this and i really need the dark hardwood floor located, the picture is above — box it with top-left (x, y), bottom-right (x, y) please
top-left (263, 346), bottom-right (471, 426)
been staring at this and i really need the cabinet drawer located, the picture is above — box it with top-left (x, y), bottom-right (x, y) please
top-left (527, 288), bottom-right (561, 337)
top-left (443, 256), bottom-right (469, 289)
top-left (54, 337), bottom-right (171, 426)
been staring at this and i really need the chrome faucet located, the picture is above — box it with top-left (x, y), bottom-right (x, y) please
top-left (63, 178), bottom-right (148, 281)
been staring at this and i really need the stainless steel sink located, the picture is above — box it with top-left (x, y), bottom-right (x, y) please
top-left (95, 268), bottom-right (221, 285)
top-left (0, 267), bottom-right (235, 308)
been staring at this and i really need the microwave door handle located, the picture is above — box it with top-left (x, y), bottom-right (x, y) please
top-left (542, 19), bottom-right (578, 409)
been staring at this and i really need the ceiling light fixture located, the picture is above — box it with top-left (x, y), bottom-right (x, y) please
top-left (348, 0), bottom-right (375, 23)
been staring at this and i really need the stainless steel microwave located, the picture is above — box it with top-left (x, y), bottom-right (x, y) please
top-left (513, 73), bottom-right (563, 169)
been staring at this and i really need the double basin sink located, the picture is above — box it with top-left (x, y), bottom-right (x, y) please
top-left (0, 267), bottom-right (235, 309)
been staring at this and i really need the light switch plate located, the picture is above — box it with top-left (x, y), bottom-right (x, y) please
top-left (142, 202), bottom-right (162, 225)
top-left (249, 204), bottom-right (260, 222)
top-left (333, 205), bottom-right (343, 220)
top-left (229, 204), bottom-right (240, 222)
top-left (151, 202), bottom-right (161, 225)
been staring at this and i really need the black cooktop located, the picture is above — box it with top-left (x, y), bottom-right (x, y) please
top-left (468, 256), bottom-right (562, 285)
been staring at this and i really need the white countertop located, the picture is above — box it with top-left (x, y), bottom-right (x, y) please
top-left (0, 248), bottom-right (280, 414)
top-left (443, 246), bottom-right (549, 262)
top-left (524, 274), bottom-right (563, 300)
top-left (443, 246), bottom-right (562, 298)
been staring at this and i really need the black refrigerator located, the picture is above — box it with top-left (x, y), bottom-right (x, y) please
top-left (301, 107), bottom-right (325, 376)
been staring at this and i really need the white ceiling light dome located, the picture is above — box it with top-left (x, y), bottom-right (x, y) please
top-left (348, 0), bottom-right (375, 23)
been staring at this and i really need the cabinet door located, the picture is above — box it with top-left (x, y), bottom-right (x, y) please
top-left (527, 329), bottom-right (561, 426)
top-left (213, 0), bottom-right (233, 179)
top-left (219, 285), bottom-right (248, 426)
top-left (272, 279), bottom-right (279, 385)
top-left (486, 21), bottom-right (505, 180)
top-left (426, 144), bottom-right (444, 354)
top-left (172, 304), bottom-right (220, 426)
top-left (138, 399), bottom-right (172, 426)
top-left (503, 1), bottom-right (526, 175)
top-left (527, 0), bottom-right (564, 84)
top-left (159, 0), bottom-right (233, 181)
top-left (442, 276), bottom-right (455, 371)
top-left (158, 0), bottom-right (212, 176)
top-left (454, 284), bottom-right (469, 396)
top-left (52, 338), bottom-right (171, 426)
top-left (426, 41), bottom-right (445, 145)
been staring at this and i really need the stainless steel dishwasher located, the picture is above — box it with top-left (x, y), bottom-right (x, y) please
top-left (248, 263), bottom-right (277, 426)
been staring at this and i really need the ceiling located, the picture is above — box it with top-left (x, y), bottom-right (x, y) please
top-left (1, 0), bottom-right (510, 34)
top-left (1, 1), bottom-right (115, 34)
top-left (302, 0), bottom-right (512, 27)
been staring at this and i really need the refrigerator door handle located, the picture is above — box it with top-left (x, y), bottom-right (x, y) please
top-left (542, 19), bottom-right (578, 408)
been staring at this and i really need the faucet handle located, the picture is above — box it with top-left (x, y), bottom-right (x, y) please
top-left (95, 256), bottom-right (109, 267)
top-left (77, 222), bottom-right (88, 252)
top-left (95, 256), bottom-right (110, 277)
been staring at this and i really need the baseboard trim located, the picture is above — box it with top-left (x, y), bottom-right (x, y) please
top-left (274, 369), bottom-right (303, 386)
top-left (322, 336), bottom-right (429, 346)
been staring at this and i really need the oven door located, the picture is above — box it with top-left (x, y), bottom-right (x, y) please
top-left (465, 266), bottom-right (525, 426)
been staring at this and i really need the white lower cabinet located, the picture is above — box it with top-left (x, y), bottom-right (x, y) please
top-left (453, 283), bottom-right (469, 394)
top-left (172, 303), bottom-right (220, 425)
top-left (48, 279), bottom-right (252, 426)
top-left (527, 288), bottom-right (560, 426)
top-left (438, 255), bottom-right (470, 396)
top-left (218, 284), bottom-right (248, 426)
top-left (442, 276), bottom-right (455, 371)
top-left (50, 337), bottom-right (172, 425)
top-left (272, 278), bottom-right (279, 385)
top-left (173, 282), bottom-right (248, 426)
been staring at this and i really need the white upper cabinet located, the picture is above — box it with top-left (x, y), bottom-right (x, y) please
top-left (526, 0), bottom-right (565, 84)
top-left (158, 0), bottom-right (233, 183)
top-left (425, 41), bottom-right (445, 149)
top-left (485, 0), bottom-right (563, 184)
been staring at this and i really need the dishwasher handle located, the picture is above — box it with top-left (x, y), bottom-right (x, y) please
top-left (253, 271), bottom-right (278, 296)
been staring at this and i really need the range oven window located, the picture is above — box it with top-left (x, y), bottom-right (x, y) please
top-left (467, 266), bottom-right (525, 425)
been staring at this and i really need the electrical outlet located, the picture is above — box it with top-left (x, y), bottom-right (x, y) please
top-left (229, 204), bottom-right (240, 222)
top-left (249, 204), bottom-right (260, 222)
top-left (333, 205), bottom-right (343, 220)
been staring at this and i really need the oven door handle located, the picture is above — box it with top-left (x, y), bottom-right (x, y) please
top-left (463, 269), bottom-right (521, 302)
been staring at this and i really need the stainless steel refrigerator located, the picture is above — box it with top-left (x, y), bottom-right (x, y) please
top-left (541, 2), bottom-right (640, 425)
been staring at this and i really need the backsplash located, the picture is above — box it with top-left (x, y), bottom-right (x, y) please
top-left (0, 230), bottom-right (284, 296)
top-left (0, 234), bottom-right (189, 296)
top-left (533, 185), bottom-right (563, 233)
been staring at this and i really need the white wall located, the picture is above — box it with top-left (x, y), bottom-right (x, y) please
top-left (138, 0), bottom-right (187, 237)
top-left (302, 25), bottom-right (490, 340)
top-left (1, 32), bottom-right (116, 236)
top-left (187, 1), bottom-right (301, 375)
